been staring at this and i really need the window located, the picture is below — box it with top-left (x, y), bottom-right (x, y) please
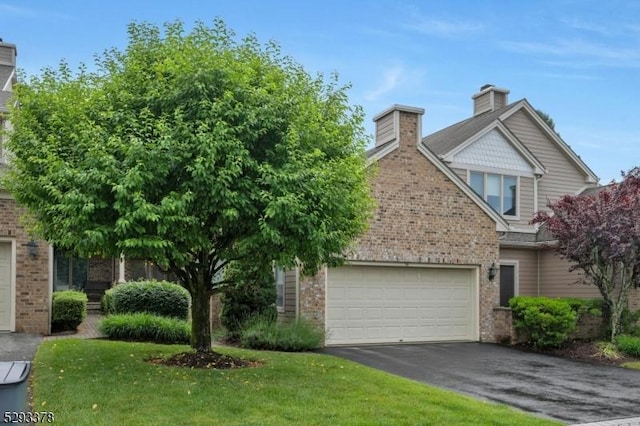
top-left (53, 248), bottom-right (87, 291)
top-left (275, 267), bottom-right (285, 312)
top-left (469, 172), bottom-right (518, 217)
top-left (499, 263), bottom-right (517, 307)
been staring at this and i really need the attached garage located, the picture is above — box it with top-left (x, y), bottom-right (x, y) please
top-left (0, 241), bottom-right (14, 331)
top-left (325, 264), bottom-right (478, 345)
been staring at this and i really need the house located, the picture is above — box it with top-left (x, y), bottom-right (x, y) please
top-left (279, 84), bottom-right (611, 346)
top-left (0, 40), bottom-right (173, 334)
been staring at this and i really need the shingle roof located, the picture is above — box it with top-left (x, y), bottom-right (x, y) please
top-left (366, 140), bottom-right (395, 159)
top-left (422, 101), bottom-right (522, 156)
top-left (580, 184), bottom-right (612, 196)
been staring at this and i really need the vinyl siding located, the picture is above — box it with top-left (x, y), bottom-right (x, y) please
top-left (504, 110), bottom-right (589, 210)
top-left (282, 268), bottom-right (298, 320)
top-left (500, 248), bottom-right (538, 296)
top-left (538, 250), bottom-right (600, 298)
top-left (375, 112), bottom-right (395, 146)
top-left (451, 167), bottom-right (467, 181)
top-left (474, 93), bottom-right (491, 115)
top-left (514, 175), bottom-right (534, 227)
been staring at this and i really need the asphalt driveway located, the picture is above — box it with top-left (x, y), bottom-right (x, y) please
top-left (323, 343), bottom-right (640, 424)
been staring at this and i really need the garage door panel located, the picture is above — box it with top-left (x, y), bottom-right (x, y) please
top-left (326, 265), bottom-right (477, 345)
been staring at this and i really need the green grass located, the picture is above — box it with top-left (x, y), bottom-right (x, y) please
top-left (32, 339), bottom-right (560, 426)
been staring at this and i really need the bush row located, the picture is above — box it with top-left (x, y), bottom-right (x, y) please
top-left (239, 316), bottom-right (324, 352)
top-left (99, 312), bottom-right (190, 344)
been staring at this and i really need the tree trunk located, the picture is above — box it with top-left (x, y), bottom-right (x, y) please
top-left (190, 275), bottom-right (212, 352)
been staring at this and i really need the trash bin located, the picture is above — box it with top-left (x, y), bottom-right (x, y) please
top-left (0, 361), bottom-right (31, 412)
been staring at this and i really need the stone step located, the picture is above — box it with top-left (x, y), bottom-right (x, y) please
top-left (87, 301), bottom-right (101, 313)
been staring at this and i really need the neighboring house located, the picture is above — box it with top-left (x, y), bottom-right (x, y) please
top-left (279, 84), bottom-right (611, 346)
top-left (0, 41), bottom-right (171, 334)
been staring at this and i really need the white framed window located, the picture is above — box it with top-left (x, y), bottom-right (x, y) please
top-left (469, 171), bottom-right (518, 217)
top-left (275, 267), bottom-right (285, 312)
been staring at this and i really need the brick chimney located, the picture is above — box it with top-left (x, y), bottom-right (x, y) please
top-left (0, 40), bottom-right (17, 114)
top-left (472, 84), bottom-right (509, 116)
top-left (372, 104), bottom-right (425, 147)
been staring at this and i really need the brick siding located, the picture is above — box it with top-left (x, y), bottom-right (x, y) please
top-left (0, 197), bottom-right (50, 334)
top-left (297, 109), bottom-right (501, 342)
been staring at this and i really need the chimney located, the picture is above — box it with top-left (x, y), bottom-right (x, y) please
top-left (472, 84), bottom-right (509, 116)
top-left (0, 40), bottom-right (17, 114)
top-left (372, 104), bottom-right (425, 147)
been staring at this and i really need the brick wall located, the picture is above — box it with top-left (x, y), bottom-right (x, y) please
top-left (0, 197), bottom-right (50, 334)
top-left (298, 108), bottom-right (501, 342)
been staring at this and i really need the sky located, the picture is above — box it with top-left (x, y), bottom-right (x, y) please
top-left (1, 0), bottom-right (638, 183)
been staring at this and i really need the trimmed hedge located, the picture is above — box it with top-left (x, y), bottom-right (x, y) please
top-left (510, 296), bottom-right (577, 348)
top-left (99, 313), bottom-right (190, 344)
top-left (240, 316), bottom-right (324, 352)
top-left (101, 288), bottom-right (115, 315)
top-left (110, 281), bottom-right (190, 320)
top-left (52, 290), bottom-right (88, 332)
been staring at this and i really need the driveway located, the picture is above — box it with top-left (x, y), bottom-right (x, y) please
top-left (0, 333), bottom-right (42, 361)
top-left (323, 343), bottom-right (640, 424)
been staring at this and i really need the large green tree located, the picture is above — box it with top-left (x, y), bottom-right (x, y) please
top-left (3, 20), bottom-right (373, 352)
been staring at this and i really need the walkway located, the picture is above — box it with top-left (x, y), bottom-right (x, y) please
top-left (43, 313), bottom-right (105, 340)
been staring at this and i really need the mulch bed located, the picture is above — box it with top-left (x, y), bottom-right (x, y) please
top-left (146, 350), bottom-right (263, 369)
top-left (513, 340), bottom-right (638, 367)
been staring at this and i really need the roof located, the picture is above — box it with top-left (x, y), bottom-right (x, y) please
top-left (580, 184), bottom-right (612, 196)
top-left (422, 98), bottom-right (599, 183)
top-left (422, 102), bottom-right (520, 156)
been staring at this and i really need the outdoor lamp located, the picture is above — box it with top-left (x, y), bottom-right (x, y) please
top-left (26, 240), bottom-right (39, 259)
top-left (488, 262), bottom-right (497, 281)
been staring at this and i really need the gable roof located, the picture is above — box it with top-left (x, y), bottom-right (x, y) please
top-left (422, 99), bottom-right (599, 183)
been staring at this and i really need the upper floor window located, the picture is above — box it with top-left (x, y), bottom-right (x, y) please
top-left (469, 171), bottom-right (518, 217)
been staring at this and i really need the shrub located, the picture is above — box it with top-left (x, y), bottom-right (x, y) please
top-left (562, 298), bottom-right (603, 316)
top-left (616, 335), bottom-right (640, 357)
top-left (111, 281), bottom-right (190, 320)
top-left (220, 262), bottom-right (277, 338)
top-left (99, 313), bottom-right (190, 344)
top-left (619, 308), bottom-right (640, 337)
top-left (240, 316), bottom-right (324, 352)
top-left (509, 296), bottom-right (577, 348)
top-left (100, 288), bottom-right (115, 315)
top-left (52, 290), bottom-right (88, 332)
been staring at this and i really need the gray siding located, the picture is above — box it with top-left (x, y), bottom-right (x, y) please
top-left (375, 112), bottom-right (395, 146)
top-left (538, 250), bottom-right (600, 298)
top-left (500, 248), bottom-right (538, 296)
top-left (451, 167), bottom-right (467, 181)
top-left (513, 175), bottom-right (534, 227)
top-left (474, 93), bottom-right (491, 115)
top-left (504, 110), bottom-right (589, 210)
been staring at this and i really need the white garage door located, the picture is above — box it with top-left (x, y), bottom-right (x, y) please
top-left (0, 242), bottom-right (12, 331)
top-left (326, 265), bottom-right (477, 345)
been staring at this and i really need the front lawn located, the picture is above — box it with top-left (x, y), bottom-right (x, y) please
top-left (32, 340), bottom-right (559, 425)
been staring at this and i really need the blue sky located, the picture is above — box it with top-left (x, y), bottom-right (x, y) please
top-left (1, 0), bottom-right (638, 183)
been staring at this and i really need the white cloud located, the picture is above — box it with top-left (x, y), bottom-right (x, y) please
top-left (406, 17), bottom-right (484, 38)
top-left (363, 66), bottom-right (404, 102)
top-left (500, 38), bottom-right (640, 68)
top-left (0, 3), bottom-right (34, 16)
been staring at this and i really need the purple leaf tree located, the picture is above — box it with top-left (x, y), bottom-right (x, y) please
top-left (532, 167), bottom-right (640, 342)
